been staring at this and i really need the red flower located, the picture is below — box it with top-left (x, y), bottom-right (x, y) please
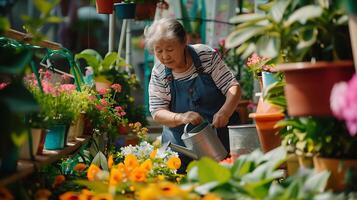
top-left (0, 82), bottom-right (9, 90)
top-left (98, 88), bottom-right (108, 95)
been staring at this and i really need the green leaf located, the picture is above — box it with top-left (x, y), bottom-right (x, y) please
top-left (0, 17), bottom-right (10, 33)
top-left (258, 1), bottom-right (275, 12)
top-left (256, 35), bottom-right (280, 58)
top-left (75, 180), bottom-right (109, 193)
top-left (91, 151), bottom-right (108, 171)
top-left (197, 157), bottom-right (231, 184)
top-left (34, 0), bottom-right (52, 14)
top-left (0, 83), bottom-right (39, 113)
top-left (240, 43), bottom-right (256, 60)
top-left (285, 5), bottom-right (323, 26)
top-left (296, 28), bottom-right (318, 50)
top-left (195, 182), bottom-right (220, 195)
top-left (102, 52), bottom-right (118, 70)
top-left (225, 26), bottom-right (268, 49)
top-left (11, 131), bottom-right (27, 147)
top-left (270, 0), bottom-right (291, 23)
top-left (304, 171), bottom-right (330, 192)
top-left (229, 13), bottom-right (266, 24)
top-left (46, 16), bottom-right (63, 23)
top-left (75, 53), bottom-right (101, 69)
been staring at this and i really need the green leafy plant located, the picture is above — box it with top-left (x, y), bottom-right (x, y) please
top-left (276, 116), bottom-right (357, 158)
top-left (226, 0), bottom-right (352, 63)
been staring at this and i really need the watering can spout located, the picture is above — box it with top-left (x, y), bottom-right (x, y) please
top-left (166, 142), bottom-right (199, 160)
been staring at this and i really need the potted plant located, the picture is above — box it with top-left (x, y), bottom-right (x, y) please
top-left (134, 0), bottom-right (159, 20)
top-left (95, 0), bottom-right (114, 14)
top-left (226, 0), bottom-right (355, 116)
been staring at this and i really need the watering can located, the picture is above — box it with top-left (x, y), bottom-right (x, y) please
top-left (165, 121), bottom-right (228, 161)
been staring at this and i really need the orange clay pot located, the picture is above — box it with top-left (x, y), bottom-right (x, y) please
top-left (314, 157), bottom-right (357, 192)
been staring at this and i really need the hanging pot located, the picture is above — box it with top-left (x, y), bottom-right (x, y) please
top-left (96, 0), bottom-right (114, 14)
top-left (277, 61), bottom-right (355, 116)
top-left (114, 2), bottom-right (136, 19)
top-left (135, 1), bottom-right (157, 20)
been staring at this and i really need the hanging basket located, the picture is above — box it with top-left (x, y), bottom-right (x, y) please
top-left (114, 2), bottom-right (136, 19)
top-left (135, 1), bottom-right (157, 20)
top-left (96, 0), bottom-right (114, 14)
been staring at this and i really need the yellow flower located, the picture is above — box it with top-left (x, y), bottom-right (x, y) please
top-left (167, 157), bottom-right (181, 170)
top-left (157, 175), bottom-right (165, 181)
top-left (124, 154), bottom-right (139, 169)
top-left (157, 182), bottom-right (180, 197)
top-left (79, 189), bottom-right (94, 200)
top-left (137, 184), bottom-right (159, 200)
top-left (73, 163), bottom-right (87, 172)
top-left (108, 154), bottom-right (114, 169)
top-left (109, 167), bottom-right (122, 186)
top-left (59, 192), bottom-right (80, 200)
top-left (0, 187), bottom-right (14, 200)
top-left (149, 149), bottom-right (157, 159)
top-left (202, 193), bottom-right (222, 200)
top-left (87, 164), bottom-right (101, 181)
top-left (91, 193), bottom-right (114, 200)
top-left (129, 167), bottom-right (147, 182)
top-left (140, 159), bottom-right (152, 172)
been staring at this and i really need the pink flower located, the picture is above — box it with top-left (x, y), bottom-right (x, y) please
top-left (247, 53), bottom-right (261, 67)
top-left (98, 88), bottom-right (108, 95)
top-left (100, 99), bottom-right (109, 107)
top-left (61, 74), bottom-right (71, 82)
top-left (59, 84), bottom-right (76, 93)
top-left (115, 106), bottom-right (123, 112)
top-left (120, 111), bottom-right (126, 116)
top-left (43, 71), bottom-right (52, 80)
top-left (88, 95), bottom-right (97, 101)
top-left (0, 82), bottom-right (9, 90)
top-left (219, 39), bottom-right (225, 47)
top-left (41, 80), bottom-right (55, 95)
top-left (331, 74), bottom-right (357, 136)
top-left (96, 104), bottom-right (105, 111)
top-left (330, 81), bottom-right (348, 119)
top-left (111, 84), bottom-right (122, 93)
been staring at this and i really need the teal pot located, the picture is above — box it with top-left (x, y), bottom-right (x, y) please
top-left (0, 146), bottom-right (19, 173)
top-left (114, 2), bottom-right (136, 19)
top-left (228, 124), bottom-right (260, 160)
top-left (44, 125), bottom-right (67, 150)
top-left (346, 0), bottom-right (357, 14)
top-left (262, 71), bottom-right (278, 89)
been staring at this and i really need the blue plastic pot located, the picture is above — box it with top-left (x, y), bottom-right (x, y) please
top-left (44, 125), bottom-right (67, 150)
top-left (262, 71), bottom-right (278, 88)
top-left (114, 2), bottom-right (136, 19)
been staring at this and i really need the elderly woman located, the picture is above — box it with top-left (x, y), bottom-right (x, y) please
top-left (144, 18), bottom-right (241, 170)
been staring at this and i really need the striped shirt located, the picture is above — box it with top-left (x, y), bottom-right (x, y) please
top-left (149, 44), bottom-right (239, 115)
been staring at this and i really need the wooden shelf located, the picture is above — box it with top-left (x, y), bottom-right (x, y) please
top-left (0, 136), bottom-right (90, 187)
top-left (1, 29), bottom-right (63, 50)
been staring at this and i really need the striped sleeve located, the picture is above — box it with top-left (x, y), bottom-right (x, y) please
top-left (197, 45), bottom-right (239, 95)
top-left (148, 64), bottom-right (171, 116)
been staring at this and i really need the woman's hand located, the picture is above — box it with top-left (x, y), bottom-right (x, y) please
top-left (177, 111), bottom-right (203, 125)
top-left (212, 111), bottom-right (230, 128)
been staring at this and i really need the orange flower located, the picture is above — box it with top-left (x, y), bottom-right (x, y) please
top-left (124, 154), bottom-right (139, 170)
top-left (108, 154), bottom-right (114, 169)
top-left (73, 163), bottom-right (87, 172)
top-left (166, 157), bottom-right (181, 170)
top-left (91, 193), bottom-right (113, 200)
top-left (87, 164), bottom-right (101, 181)
top-left (149, 149), bottom-right (157, 159)
top-left (109, 167), bottom-right (123, 186)
top-left (140, 159), bottom-right (152, 172)
top-left (53, 175), bottom-right (66, 187)
top-left (59, 192), bottom-right (80, 200)
top-left (35, 189), bottom-right (52, 200)
top-left (202, 193), bottom-right (222, 200)
top-left (129, 167), bottom-right (147, 182)
top-left (0, 187), bottom-right (13, 200)
top-left (79, 189), bottom-right (93, 200)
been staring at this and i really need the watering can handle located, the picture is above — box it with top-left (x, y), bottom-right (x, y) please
top-left (183, 123), bottom-right (190, 136)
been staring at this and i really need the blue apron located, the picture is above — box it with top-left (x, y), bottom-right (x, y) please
top-left (162, 45), bottom-right (239, 170)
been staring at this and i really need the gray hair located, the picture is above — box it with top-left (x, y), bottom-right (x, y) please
top-left (144, 18), bottom-right (186, 50)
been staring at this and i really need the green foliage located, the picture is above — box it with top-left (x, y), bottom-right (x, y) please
top-left (0, 17), bottom-right (10, 33)
top-left (263, 79), bottom-right (287, 111)
top-left (226, 0), bottom-right (352, 63)
top-left (276, 116), bottom-right (357, 158)
top-left (21, 0), bottom-right (62, 43)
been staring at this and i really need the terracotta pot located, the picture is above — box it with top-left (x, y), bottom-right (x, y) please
top-left (235, 100), bottom-right (251, 124)
top-left (96, 0), bottom-right (114, 14)
top-left (135, 1), bottom-right (157, 20)
top-left (313, 157), bottom-right (357, 192)
top-left (277, 61), bottom-right (355, 116)
top-left (297, 154), bottom-right (314, 169)
top-left (286, 153), bottom-right (299, 176)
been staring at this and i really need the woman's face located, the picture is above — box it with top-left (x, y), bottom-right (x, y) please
top-left (153, 39), bottom-right (186, 71)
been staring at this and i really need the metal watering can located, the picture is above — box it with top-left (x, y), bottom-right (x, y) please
top-left (166, 121), bottom-right (228, 161)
